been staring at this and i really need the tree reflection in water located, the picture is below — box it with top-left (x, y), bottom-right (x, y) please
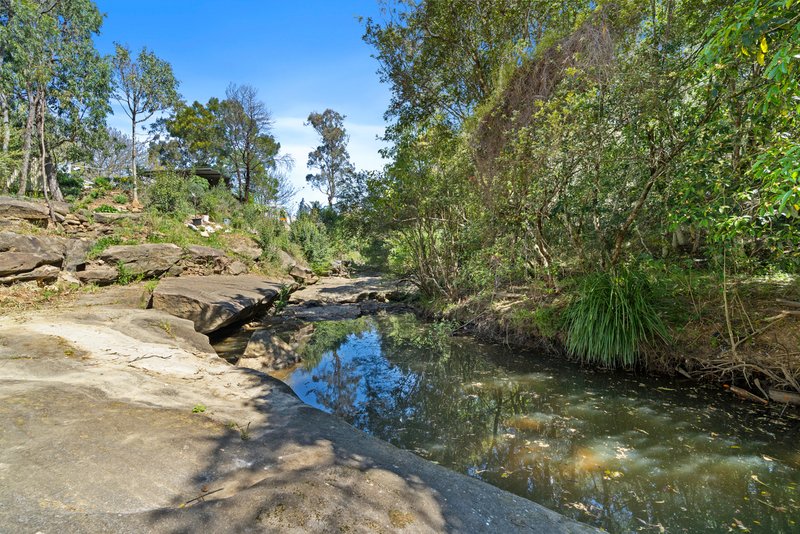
top-left (284, 314), bottom-right (800, 533)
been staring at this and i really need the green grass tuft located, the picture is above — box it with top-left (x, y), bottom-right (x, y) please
top-left (565, 268), bottom-right (669, 368)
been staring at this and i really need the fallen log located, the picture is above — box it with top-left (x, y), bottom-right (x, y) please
top-left (724, 384), bottom-right (769, 405)
top-left (768, 388), bottom-right (800, 406)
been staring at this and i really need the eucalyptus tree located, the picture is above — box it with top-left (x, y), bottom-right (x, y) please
top-left (0, 0), bottom-right (109, 202)
top-left (111, 43), bottom-right (180, 204)
top-left (220, 83), bottom-right (287, 203)
top-left (305, 108), bottom-right (354, 208)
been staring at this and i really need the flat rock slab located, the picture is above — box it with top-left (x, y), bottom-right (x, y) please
top-left (0, 304), bottom-right (598, 534)
top-left (153, 274), bottom-right (285, 334)
top-left (289, 274), bottom-right (412, 305)
top-left (0, 195), bottom-right (49, 221)
top-left (100, 243), bottom-right (183, 277)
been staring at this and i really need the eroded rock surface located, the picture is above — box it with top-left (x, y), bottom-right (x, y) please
top-left (99, 243), bottom-right (183, 277)
top-left (152, 274), bottom-right (284, 334)
top-left (0, 292), bottom-right (597, 534)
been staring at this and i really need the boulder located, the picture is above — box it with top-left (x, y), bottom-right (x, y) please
top-left (238, 330), bottom-right (301, 371)
top-left (0, 231), bottom-right (66, 259)
top-left (0, 264), bottom-right (60, 285)
top-left (289, 264), bottom-right (319, 285)
top-left (228, 238), bottom-right (263, 261)
top-left (0, 196), bottom-right (49, 222)
top-left (226, 260), bottom-right (248, 275)
top-left (152, 275), bottom-right (284, 334)
top-left (277, 249), bottom-right (297, 270)
top-left (75, 264), bottom-right (119, 286)
top-left (185, 245), bottom-right (225, 262)
top-left (63, 239), bottom-right (91, 271)
top-left (0, 252), bottom-right (62, 277)
top-left (99, 243), bottom-right (182, 277)
top-left (57, 270), bottom-right (82, 286)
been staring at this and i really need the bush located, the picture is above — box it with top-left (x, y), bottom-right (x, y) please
top-left (565, 268), bottom-right (669, 368)
top-left (93, 204), bottom-right (119, 213)
top-left (94, 177), bottom-right (112, 190)
top-left (113, 193), bottom-right (128, 204)
top-left (57, 172), bottom-right (83, 198)
top-left (143, 172), bottom-right (194, 216)
top-left (197, 186), bottom-right (239, 222)
top-left (290, 215), bottom-right (330, 264)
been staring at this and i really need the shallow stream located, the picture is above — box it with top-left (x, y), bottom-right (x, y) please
top-left (215, 314), bottom-right (800, 533)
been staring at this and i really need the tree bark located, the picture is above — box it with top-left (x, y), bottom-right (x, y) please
top-left (19, 89), bottom-right (36, 196)
top-left (37, 93), bottom-right (57, 223)
top-left (131, 112), bottom-right (139, 205)
top-left (45, 151), bottom-right (64, 202)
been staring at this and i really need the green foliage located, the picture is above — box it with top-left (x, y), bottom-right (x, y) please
top-left (191, 404), bottom-right (206, 414)
top-left (272, 284), bottom-right (292, 316)
top-left (290, 214), bottom-right (330, 265)
top-left (57, 172), bottom-right (84, 199)
top-left (93, 204), bottom-right (119, 213)
top-left (143, 172), bottom-right (203, 216)
top-left (94, 177), bottom-right (112, 190)
top-left (115, 261), bottom-right (139, 285)
top-left (565, 269), bottom-right (669, 368)
top-left (305, 109), bottom-right (355, 207)
top-left (511, 306), bottom-right (560, 339)
top-left (87, 236), bottom-right (122, 259)
top-left (197, 185), bottom-right (239, 222)
top-left (113, 193), bottom-right (128, 204)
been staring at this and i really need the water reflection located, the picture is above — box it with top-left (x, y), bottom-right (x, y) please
top-left (280, 314), bottom-right (800, 533)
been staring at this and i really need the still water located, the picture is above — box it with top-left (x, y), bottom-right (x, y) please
top-left (224, 314), bottom-right (800, 532)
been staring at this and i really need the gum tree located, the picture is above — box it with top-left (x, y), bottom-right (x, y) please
top-left (111, 43), bottom-right (179, 204)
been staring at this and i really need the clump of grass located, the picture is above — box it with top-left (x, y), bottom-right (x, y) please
top-left (116, 261), bottom-right (140, 285)
top-left (87, 236), bottom-right (122, 259)
top-left (192, 404), bottom-right (206, 413)
top-left (565, 268), bottom-right (669, 368)
top-left (227, 421), bottom-right (251, 441)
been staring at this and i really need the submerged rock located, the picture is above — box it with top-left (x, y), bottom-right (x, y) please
top-left (238, 329), bottom-right (301, 370)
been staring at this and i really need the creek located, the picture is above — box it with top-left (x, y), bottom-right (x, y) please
top-left (214, 313), bottom-right (800, 533)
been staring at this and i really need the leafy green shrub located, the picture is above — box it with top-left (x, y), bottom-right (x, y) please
top-left (113, 193), bottom-right (128, 204)
top-left (198, 185), bottom-right (239, 222)
top-left (116, 261), bottom-right (138, 285)
top-left (290, 215), bottom-right (330, 264)
top-left (93, 204), bottom-right (119, 213)
top-left (94, 177), bottom-right (112, 190)
top-left (143, 172), bottom-right (192, 216)
top-left (57, 172), bottom-right (83, 198)
top-left (565, 268), bottom-right (669, 368)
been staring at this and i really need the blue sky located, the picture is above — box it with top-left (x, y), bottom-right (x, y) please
top-left (93, 0), bottom-right (390, 208)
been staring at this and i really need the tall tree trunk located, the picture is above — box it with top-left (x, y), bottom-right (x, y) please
top-left (45, 151), bottom-right (64, 202)
top-left (19, 89), bottom-right (36, 196)
top-left (37, 93), bottom-right (56, 223)
top-left (131, 113), bottom-right (139, 205)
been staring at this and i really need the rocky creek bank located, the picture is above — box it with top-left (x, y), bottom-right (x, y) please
top-left (0, 273), bottom-right (598, 533)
